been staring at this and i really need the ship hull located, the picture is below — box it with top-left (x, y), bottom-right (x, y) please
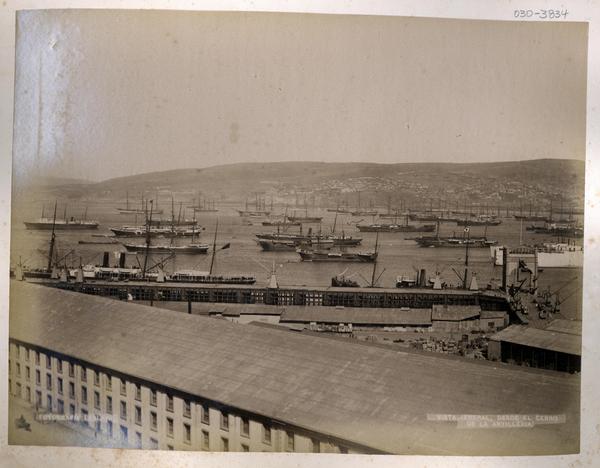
top-left (25, 222), bottom-right (99, 230)
top-left (357, 224), bottom-right (435, 233)
top-left (298, 251), bottom-right (377, 262)
top-left (123, 244), bottom-right (209, 254)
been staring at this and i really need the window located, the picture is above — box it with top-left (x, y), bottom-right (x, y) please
top-left (135, 432), bottom-right (142, 449)
top-left (81, 409), bottom-right (89, 427)
top-left (16, 346), bottom-right (21, 359)
top-left (80, 366), bottom-right (87, 382)
top-left (57, 359), bottom-right (62, 374)
top-left (120, 425), bottom-right (128, 442)
top-left (95, 418), bottom-right (101, 434)
top-left (166, 417), bottom-right (174, 437)
top-left (46, 355), bottom-right (52, 369)
top-left (81, 385), bottom-right (88, 405)
top-left (150, 411), bottom-right (157, 431)
top-left (26, 366), bottom-right (30, 380)
top-left (241, 444), bottom-right (249, 452)
top-left (57, 399), bottom-right (64, 414)
top-left (488, 321), bottom-right (495, 329)
top-left (149, 438), bottom-right (158, 449)
top-left (241, 417), bottom-right (249, 437)
top-left (201, 405), bottom-right (210, 424)
top-left (46, 373), bottom-right (52, 390)
top-left (69, 382), bottom-right (75, 398)
top-left (94, 371), bottom-right (100, 386)
top-left (221, 437), bottom-right (229, 452)
top-left (183, 400), bottom-right (191, 418)
top-left (220, 412), bottom-right (229, 431)
top-left (135, 406), bottom-right (142, 425)
top-left (311, 438), bottom-right (320, 453)
top-left (183, 423), bottom-right (191, 444)
top-left (57, 377), bottom-right (63, 395)
top-left (15, 382), bottom-right (21, 398)
top-left (69, 403), bottom-right (75, 417)
top-left (201, 430), bottom-right (209, 450)
top-left (35, 370), bottom-right (40, 385)
top-left (120, 401), bottom-right (127, 420)
top-left (68, 362), bottom-right (74, 377)
top-left (25, 348), bottom-right (29, 361)
top-left (286, 431), bottom-right (294, 451)
top-left (150, 389), bottom-right (157, 406)
top-left (35, 390), bottom-right (41, 405)
top-left (94, 391), bottom-right (100, 409)
top-left (167, 445), bottom-right (174, 451)
top-left (262, 424), bottom-right (271, 445)
top-left (16, 363), bottom-right (21, 376)
top-left (120, 379), bottom-right (126, 396)
top-left (35, 351), bottom-right (40, 365)
top-left (135, 384), bottom-right (141, 401)
top-left (25, 386), bottom-right (31, 402)
top-left (107, 396), bottom-right (113, 413)
top-left (166, 395), bottom-right (174, 412)
top-left (106, 375), bottom-right (112, 391)
top-left (107, 420), bottom-right (113, 438)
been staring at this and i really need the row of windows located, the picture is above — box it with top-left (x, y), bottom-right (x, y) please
top-left (10, 378), bottom-right (325, 452)
top-left (9, 346), bottom-right (333, 453)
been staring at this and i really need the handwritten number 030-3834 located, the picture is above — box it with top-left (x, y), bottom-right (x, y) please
top-left (514, 10), bottom-right (568, 19)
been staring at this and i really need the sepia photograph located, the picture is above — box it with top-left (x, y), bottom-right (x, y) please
top-left (3, 5), bottom-right (595, 463)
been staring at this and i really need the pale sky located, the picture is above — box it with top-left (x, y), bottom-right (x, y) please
top-left (12, 10), bottom-right (588, 182)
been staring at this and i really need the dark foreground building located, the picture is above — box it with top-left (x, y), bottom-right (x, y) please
top-left (8, 282), bottom-right (580, 455)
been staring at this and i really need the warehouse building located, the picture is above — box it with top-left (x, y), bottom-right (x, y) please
top-left (488, 320), bottom-right (581, 373)
top-left (8, 282), bottom-right (579, 455)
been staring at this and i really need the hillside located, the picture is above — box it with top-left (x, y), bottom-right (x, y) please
top-left (26, 159), bottom-right (586, 209)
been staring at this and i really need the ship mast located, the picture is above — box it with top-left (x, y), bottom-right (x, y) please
top-left (142, 200), bottom-right (154, 278)
top-left (209, 219), bottom-right (219, 275)
top-left (370, 232), bottom-right (379, 287)
top-left (47, 201), bottom-right (57, 272)
top-left (463, 227), bottom-right (470, 289)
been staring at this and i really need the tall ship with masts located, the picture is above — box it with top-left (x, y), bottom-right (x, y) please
top-left (117, 192), bottom-right (164, 215)
top-left (24, 204), bottom-right (99, 230)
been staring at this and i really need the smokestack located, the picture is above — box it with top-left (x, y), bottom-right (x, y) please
top-left (501, 247), bottom-right (508, 292)
top-left (419, 269), bottom-right (427, 287)
top-left (102, 252), bottom-right (110, 268)
top-left (119, 252), bottom-right (126, 268)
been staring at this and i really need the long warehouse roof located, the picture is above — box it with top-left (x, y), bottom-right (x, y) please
top-left (9, 281), bottom-right (579, 455)
top-left (490, 325), bottom-right (582, 356)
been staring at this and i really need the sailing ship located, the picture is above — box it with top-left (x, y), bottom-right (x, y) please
top-left (110, 226), bottom-right (200, 237)
top-left (456, 215), bottom-right (502, 226)
top-left (357, 212), bottom-right (435, 232)
top-left (297, 250), bottom-right (377, 262)
top-left (237, 194), bottom-right (271, 217)
top-left (123, 243), bottom-right (209, 254)
top-left (117, 192), bottom-right (164, 215)
top-left (191, 195), bottom-right (218, 213)
top-left (24, 205), bottom-right (98, 230)
top-left (286, 208), bottom-right (323, 223)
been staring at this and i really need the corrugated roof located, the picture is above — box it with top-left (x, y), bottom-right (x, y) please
top-left (431, 304), bottom-right (481, 321)
top-left (280, 306), bottom-right (432, 325)
top-left (9, 282), bottom-right (579, 455)
top-left (490, 325), bottom-right (581, 356)
top-left (545, 319), bottom-right (582, 336)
